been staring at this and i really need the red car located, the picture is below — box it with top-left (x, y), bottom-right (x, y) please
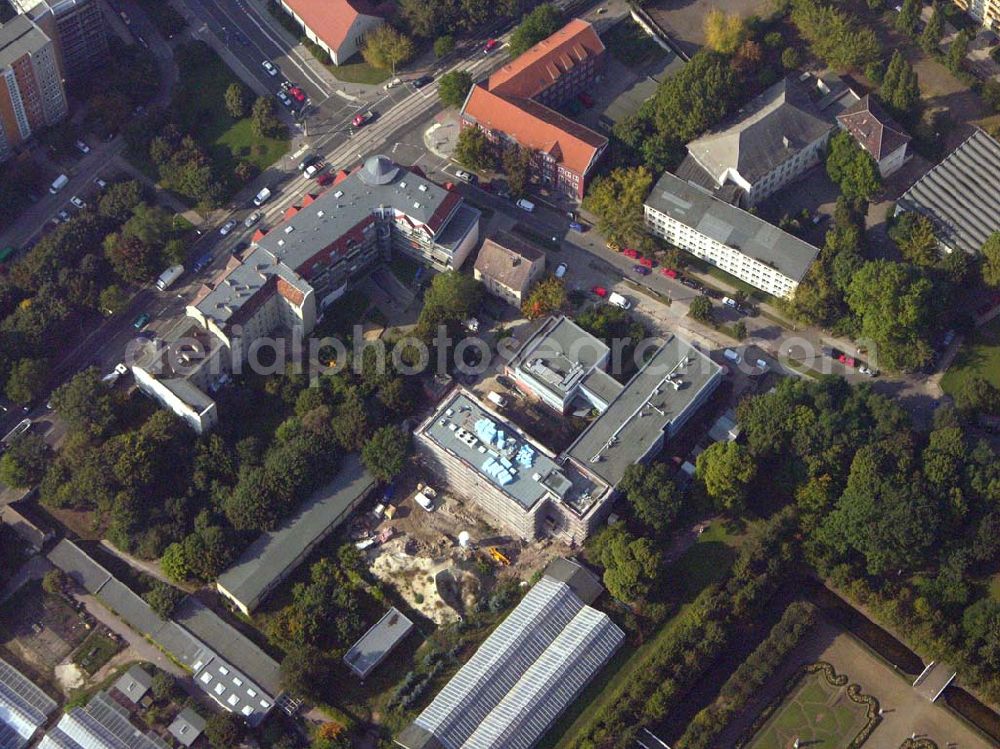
top-left (352, 110), bottom-right (374, 127)
top-left (639, 257), bottom-right (654, 268)
top-left (579, 92), bottom-right (594, 108)
top-left (484, 38), bottom-right (499, 54)
top-left (661, 267), bottom-right (677, 279)
top-left (838, 354), bottom-right (857, 367)
top-left (591, 285), bottom-right (608, 297)
top-left (622, 248), bottom-right (640, 259)
top-left (288, 86), bottom-right (306, 103)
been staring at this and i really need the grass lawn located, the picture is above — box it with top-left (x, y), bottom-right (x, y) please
top-left (602, 17), bottom-right (667, 68)
top-left (543, 522), bottom-right (743, 749)
top-left (174, 45), bottom-right (289, 175)
top-left (329, 55), bottom-right (392, 85)
top-left (72, 630), bottom-right (122, 676)
top-left (313, 288), bottom-right (372, 340)
top-left (989, 573), bottom-right (1000, 602)
top-left (941, 317), bottom-right (1000, 397)
top-left (389, 254), bottom-right (421, 286)
top-left (746, 669), bottom-right (871, 749)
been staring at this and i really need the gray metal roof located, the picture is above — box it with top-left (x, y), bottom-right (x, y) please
top-left (112, 665), bottom-right (152, 705)
top-left (0, 15), bottom-right (50, 71)
top-left (419, 391), bottom-right (598, 512)
top-left (216, 453), bottom-right (376, 611)
top-left (167, 709), bottom-right (205, 748)
top-left (645, 170), bottom-right (820, 283)
top-left (343, 607), bottom-right (415, 678)
top-left (47, 540), bottom-right (111, 594)
top-left (897, 128), bottom-right (1000, 254)
top-left (541, 558), bottom-right (603, 605)
top-left (399, 576), bottom-right (623, 749)
top-left (40, 691), bottom-right (169, 749)
top-left (567, 335), bottom-right (721, 487)
top-left (96, 579), bottom-right (165, 637)
top-left (0, 657), bottom-right (56, 749)
top-left (686, 75), bottom-right (850, 186)
top-left (509, 316), bottom-right (610, 402)
top-left (579, 368), bottom-right (623, 408)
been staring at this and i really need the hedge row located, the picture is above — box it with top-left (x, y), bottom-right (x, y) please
top-left (569, 508), bottom-right (801, 749)
top-left (676, 600), bottom-right (819, 749)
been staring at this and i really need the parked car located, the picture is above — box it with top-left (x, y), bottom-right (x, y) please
top-left (298, 154), bottom-right (319, 171)
top-left (515, 198), bottom-right (535, 212)
top-left (412, 74), bottom-right (434, 88)
top-left (622, 248), bottom-right (640, 259)
top-left (661, 267), bottom-right (677, 279)
top-left (352, 110), bottom-right (374, 127)
top-left (70, 196), bottom-right (86, 209)
top-left (633, 264), bottom-right (651, 276)
top-left (75, 139), bottom-right (90, 154)
top-left (484, 38), bottom-right (499, 54)
top-left (219, 219), bottom-right (237, 236)
top-left (554, 262), bottom-right (568, 278)
top-left (680, 277), bottom-right (700, 289)
top-left (568, 221), bottom-right (584, 232)
top-left (132, 312), bottom-right (151, 330)
top-left (304, 163), bottom-right (321, 178)
top-left (638, 257), bottom-right (654, 268)
top-left (276, 90), bottom-right (292, 108)
top-left (288, 86), bottom-right (306, 103)
top-left (94, 177), bottom-right (107, 189)
top-left (262, 60), bottom-right (278, 76)
top-left (58, 209), bottom-right (70, 221)
top-left (722, 296), bottom-right (738, 308)
top-left (591, 285), bottom-right (608, 297)
top-left (859, 364), bottom-right (878, 377)
top-left (455, 169), bottom-right (477, 184)
top-left (608, 292), bottom-right (631, 309)
top-left (244, 211), bottom-right (262, 228)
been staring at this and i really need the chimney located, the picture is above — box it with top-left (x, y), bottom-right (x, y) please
top-left (782, 135), bottom-right (791, 149)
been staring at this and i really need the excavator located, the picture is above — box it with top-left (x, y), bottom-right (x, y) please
top-left (487, 547), bottom-right (511, 566)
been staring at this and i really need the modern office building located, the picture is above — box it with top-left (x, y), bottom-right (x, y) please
top-left (216, 454), bottom-right (376, 615)
top-left (460, 19), bottom-right (608, 200)
top-left (10, 0), bottom-right (108, 79)
top-left (473, 233), bottom-right (546, 307)
top-left (396, 560), bottom-right (623, 749)
top-left (644, 170), bottom-right (821, 298)
top-left (0, 14), bottom-right (67, 162)
top-left (896, 128), bottom-right (1000, 255)
top-left (277, 0), bottom-right (385, 65)
top-left (836, 94), bottom-right (911, 177)
top-left (677, 74), bottom-right (859, 208)
top-left (0, 656), bottom-right (57, 749)
top-left (953, 0), bottom-right (1000, 31)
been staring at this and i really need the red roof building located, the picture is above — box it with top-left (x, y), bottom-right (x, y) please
top-left (460, 19), bottom-right (608, 200)
top-left (836, 94), bottom-right (911, 177)
top-left (278, 0), bottom-right (386, 65)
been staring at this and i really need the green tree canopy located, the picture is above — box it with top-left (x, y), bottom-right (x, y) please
top-left (583, 166), bottom-right (653, 248)
top-left (362, 25), bottom-right (415, 74)
top-left (0, 432), bottom-right (50, 488)
top-left (619, 463), bottom-right (682, 534)
top-left (508, 4), bottom-right (561, 57)
top-left (417, 270), bottom-right (482, 334)
top-left (224, 81), bottom-right (250, 119)
top-left (981, 231), bottom-right (1000, 287)
top-left (896, 0), bottom-right (921, 35)
top-left (142, 580), bottom-right (184, 618)
top-left (434, 34), bottom-right (455, 58)
top-left (688, 295), bottom-right (714, 324)
top-left (920, 2), bottom-right (944, 53)
top-left (438, 70), bottom-right (473, 108)
top-left (5, 357), bottom-right (48, 405)
top-left (596, 526), bottom-right (660, 601)
top-left (825, 130), bottom-right (881, 202)
top-left (880, 51), bottom-right (920, 120)
top-left (889, 211), bottom-right (938, 266)
top-left (454, 126), bottom-right (493, 172)
top-left (362, 425), bottom-right (410, 482)
top-left (703, 9), bottom-right (748, 54)
top-left (790, 0), bottom-right (880, 71)
top-left (696, 441), bottom-right (756, 511)
top-left (50, 367), bottom-right (117, 437)
top-left (521, 276), bottom-right (567, 320)
top-left (204, 713), bottom-right (245, 749)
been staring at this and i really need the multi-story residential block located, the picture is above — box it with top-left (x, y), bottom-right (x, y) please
top-left (134, 156), bottom-right (480, 432)
top-left (896, 128), bottom-right (1000, 255)
top-left (277, 0), bottom-right (385, 65)
top-left (954, 0), bottom-right (1000, 31)
top-left (644, 171), bottom-right (821, 298)
top-left (460, 19), bottom-right (608, 200)
top-left (11, 0), bottom-right (108, 79)
top-left (473, 232), bottom-right (546, 306)
top-left (677, 74), bottom-right (859, 208)
top-left (836, 94), bottom-right (911, 177)
top-left (0, 14), bottom-right (67, 162)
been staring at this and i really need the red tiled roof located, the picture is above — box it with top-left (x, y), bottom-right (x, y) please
top-left (488, 18), bottom-right (604, 99)
top-left (836, 94), bottom-right (911, 161)
top-left (281, 0), bottom-right (382, 52)
top-left (463, 85), bottom-right (607, 175)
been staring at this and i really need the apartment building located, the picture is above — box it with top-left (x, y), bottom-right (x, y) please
top-left (277, 0), bottom-right (385, 65)
top-left (10, 0), bottom-right (108, 78)
top-left (0, 14), bottom-right (66, 161)
top-left (460, 19), bottom-right (608, 200)
top-left (954, 0), bottom-right (1000, 31)
top-left (473, 232), bottom-right (546, 306)
top-left (644, 171), bottom-right (820, 298)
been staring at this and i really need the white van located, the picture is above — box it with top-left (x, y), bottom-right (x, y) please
top-left (515, 198), bottom-right (535, 212)
top-left (608, 292), bottom-right (631, 310)
top-left (487, 391), bottom-right (508, 408)
top-left (723, 348), bottom-right (741, 363)
top-left (49, 174), bottom-right (69, 194)
top-left (252, 186), bottom-right (272, 206)
top-left (155, 264), bottom-right (184, 291)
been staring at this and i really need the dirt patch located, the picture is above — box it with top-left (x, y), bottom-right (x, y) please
top-left (0, 583), bottom-right (89, 673)
top-left (54, 662), bottom-right (84, 691)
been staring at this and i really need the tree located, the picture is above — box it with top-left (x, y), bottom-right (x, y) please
top-left (596, 527), bottom-right (660, 602)
top-left (438, 70), bottom-right (473, 108)
top-left (703, 9), bottom-right (747, 54)
top-left (880, 51), bottom-right (920, 119)
top-left (42, 569), bottom-right (66, 595)
top-left (947, 29), bottom-right (971, 74)
top-left (204, 713), bottom-right (245, 749)
top-left (160, 542), bottom-right (190, 582)
top-left (150, 671), bottom-right (178, 702)
top-left (825, 130), bottom-right (881, 202)
top-left (619, 463), bottom-right (682, 534)
top-left (50, 368), bottom-right (117, 437)
top-left (454, 126), bottom-right (493, 171)
top-left (982, 80), bottom-right (1000, 114)
top-left (417, 270), bottom-right (482, 332)
top-left (583, 166), bottom-right (653, 248)
top-left (280, 645), bottom-right (331, 699)
top-left (688, 295), bottom-right (714, 324)
top-left (954, 376), bottom-right (1000, 415)
top-left (224, 82), bottom-right (251, 119)
top-left (502, 145), bottom-right (533, 197)
top-left (362, 25), bottom-right (415, 74)
top-left (845, 260), bottom-right (934, 371)
top-left (981, 231), bottom-right (1000, 286)
top-left (896, 0), bottom-right (920, 35)
top-left (521, 276), bottom-right (567, 319)
top-left (362, 425), bottom-right (410, 482)
top-left (6, 357), bottom-right (48, 405)
top-left (920, 2), bottom-right (944, 53)
top-left (508, 4), bottom-right (561, 57)
top-left (434, 34), bottom-right (455, 57)
top-left (98, 180), bottom-right (144, 221)
top-left (250, 96), bottom-right (283, 138)
top-left (781, 47), bottom-right (801, 70)
top-left (104, 232), bottom-right (158, 284)
top-left (696, 441), bottom-right (756, 512)
top-left (99, 284), bottom-right (129, 315)
top-left (0, 431), bottom-right (49, 487)
top-left (790, 0), bottom-right (880, 71)
top-left (312, 722), bottom-right (351, 749)
top-left (889, 211), bottom-right (938, 266)
top-left (142, 581), bottom-right (184, 618)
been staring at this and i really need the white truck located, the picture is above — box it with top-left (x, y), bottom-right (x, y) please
top-left (608, 292), bottom-right (631, 310)
top-left (253, 187), bottom-right (272, 206)
top-left (487, 391), bottom-right (508, 408)
top-left (49, 174), bottom-right (69, 194)
top-left (155, 264), bottom-right (184, 291)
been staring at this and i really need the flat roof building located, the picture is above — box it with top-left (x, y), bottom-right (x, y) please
top-left (344, 607), bottom-right (415, 679)
top-left (217, 454), bottom-right (376, 615)
top-left (396, 568), bottom-right (623, 749)
top-left (11, 0), bottom-right (109, 80)
top-left (896, 128), bottom-right (1000, 255)
top-left (0, 656), bottom-right (57, 749)
top-left (644, 170), bottom-right (820, 297)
